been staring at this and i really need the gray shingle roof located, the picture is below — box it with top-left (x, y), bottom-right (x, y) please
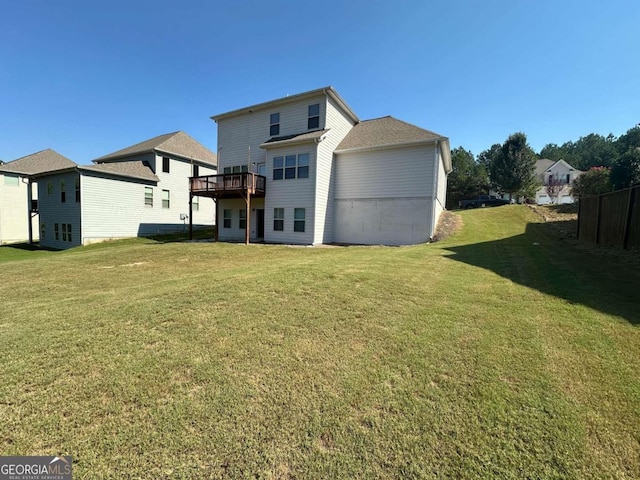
top-left (260, 129), bottom-right (330, 148)
top-left (0, 149), bottom-right (76, 175)
top-left (80, 161), bottom-right (159, 182)
top-left (535, 159), bottom-right (556, 176)
top-left (94, 131), bottom-right (217, 166)
top-left (335, 116), bottom-right (446, 152)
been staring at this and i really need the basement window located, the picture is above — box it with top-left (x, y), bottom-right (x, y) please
top-left (239, 209), bottom-right (246, 229)
top-left (162, 189), bottom-right (170, 208)
top-left (294, 208), bottom-right (305, 232)
top-left (273, 208), bottom-right (284, 231)
top-left (223, 209), bottom-right (231, 229)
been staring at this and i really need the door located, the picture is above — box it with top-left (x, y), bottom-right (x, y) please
top-left (257, 209), bottom-right (265, 238)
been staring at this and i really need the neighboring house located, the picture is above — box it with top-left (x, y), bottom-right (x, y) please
top-left (534, 159), bottom-right (583, 204)
top-left (193, 87), bottom-right (451, 246)
top-left (35, 131), bottom-right (217, 249)
top-left (0, 149), bottom-right (75, 245)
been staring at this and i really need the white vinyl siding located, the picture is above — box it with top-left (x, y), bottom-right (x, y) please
top-left (36, 172), bottom-right (81, 249)
top-left (0, 174), bottom-right (39, 244)
top-left (334, 144), bottom-right (438, 245)
top-left (314, 96), bottom-right (357, 244)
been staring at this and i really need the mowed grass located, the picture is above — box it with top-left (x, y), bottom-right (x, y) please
top-left (0, 206), bottom-right (638, 478)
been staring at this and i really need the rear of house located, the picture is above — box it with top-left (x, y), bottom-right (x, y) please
top-left (204, 87), bottom-right (451, 246)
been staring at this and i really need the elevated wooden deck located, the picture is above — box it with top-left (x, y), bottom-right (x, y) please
top-left (190, 173), bottom-right (266, 199)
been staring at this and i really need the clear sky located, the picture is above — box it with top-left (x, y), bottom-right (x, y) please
top-left (1, 0), bottom-right (639, 164)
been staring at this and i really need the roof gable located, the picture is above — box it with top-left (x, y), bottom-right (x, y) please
top-left (335, 116), bottom-right (446, 152)
top-left (93, 131), bottom-right (217, 166)
top-left (211, 86), bottom-right (359, 124)
top-left (0, 149), bottom-right (76, 176)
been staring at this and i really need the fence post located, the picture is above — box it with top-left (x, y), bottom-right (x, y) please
top-left (594, 194), bottom-right (602, 245)
top-left (576, 199), bottom-right (582, 240)
top-left (622, 185), bottom-right (636, 249)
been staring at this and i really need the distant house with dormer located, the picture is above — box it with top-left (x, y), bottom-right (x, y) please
top-left (191, 87), bottom-right (451, 246)
top-left (34, 131), bottom-right (217, 249)
top-left (534, 159), bottom-right (583, 204)
top-left (0, 149), bottom-right (75, 244)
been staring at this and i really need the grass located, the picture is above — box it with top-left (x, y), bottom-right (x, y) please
top-left (0, 206), bottom-right (638, 478)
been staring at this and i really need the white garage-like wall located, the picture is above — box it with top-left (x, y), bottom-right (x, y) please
top-left (334, 143), bottom-right (438, 246)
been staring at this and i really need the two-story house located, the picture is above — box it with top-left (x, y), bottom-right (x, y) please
top-left (192, 87), bottom-right (451, 246)
top-left (535, 159), bottom-right (583, 204)
top-left (34, 131), bottom-right (217, 249)
top-left (0, 149), bottom-right (76, 245)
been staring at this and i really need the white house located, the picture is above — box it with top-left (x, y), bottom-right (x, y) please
top-left (535, 159), bottom-right (583, 205)
top-left (0, 149), bottom-right (76, 245)
top-left (192, 87), bottom-right (451, 246)
top-left (35, 131), bottom-right (217, 249)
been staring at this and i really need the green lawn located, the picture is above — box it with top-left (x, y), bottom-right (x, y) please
top-left (1, 206), bottom-right (638, 478)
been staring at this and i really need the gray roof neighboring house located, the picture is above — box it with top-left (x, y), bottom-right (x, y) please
top-left (0, 149), bottom-right (76, 176)
top-left (335, 116), bottom-right (452, 172)
top-left (80, 161), bottom-right (159, 182)
top-left (535, 159), bottom-right (556, 176)
top-left (93, 131), bottom-right (217, 167)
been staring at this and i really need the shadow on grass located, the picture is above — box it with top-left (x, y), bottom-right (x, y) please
top-left (443, 222), bottom-right (640, 325)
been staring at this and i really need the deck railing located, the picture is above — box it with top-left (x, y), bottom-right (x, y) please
top-left (190, 173), bottom-right (266, 196)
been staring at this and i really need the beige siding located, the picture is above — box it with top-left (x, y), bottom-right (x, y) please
top-left (0, 174), bottom-right (39, 244)
top-left (314, 96), bottom-right (357, 244)
top-left (263, 145), bottom-right (317, 244)
top-left (335, 144), bottom-right (436, 199)
top-left (217, 94), bottom-right (326, 171)
top-left (37, 172), bottom-right (82, 249)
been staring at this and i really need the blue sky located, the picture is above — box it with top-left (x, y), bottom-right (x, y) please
top-left (1, 0), bottom-right (639, 164)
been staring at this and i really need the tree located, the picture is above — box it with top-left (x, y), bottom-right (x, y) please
top-left (616, 125), bottom-right (640, 154)
top-left (489, 132), bottom-right (537, 201)
top-left (610, 148), bottom-right (640, 190)
top-left (446, 147), bottom-right (489, 209)
top-left (545, 174), bottom-right (566, 204)
top-left (571, 167), bottom-right (611, 198)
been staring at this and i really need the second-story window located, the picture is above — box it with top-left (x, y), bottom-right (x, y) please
top-left (162, 156), bottom-right (170, 173)
top-left (193, 164), bottom-right (199, 177)
top-left (308, 104), bottom-right (319, 129)
top-left (270, 112), bottom-right (280, 136)
top-left (60, 180), bottom-right (66, 203)
top-left (75, 178), bottom-right (80, 202)
top-left (273, 154), bottom-right (309, 180)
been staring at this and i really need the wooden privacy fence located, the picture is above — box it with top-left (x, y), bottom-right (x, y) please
top-left (577, 184), bottom-right (640, 249)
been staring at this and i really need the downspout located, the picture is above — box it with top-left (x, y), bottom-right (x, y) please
top-left (430, 141), bottom-right (440, 242)
top-left (26, 177), bottom-right (34, 244)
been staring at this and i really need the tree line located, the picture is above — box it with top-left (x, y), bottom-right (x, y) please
top-left (447, 125), bottom-right (640, 209)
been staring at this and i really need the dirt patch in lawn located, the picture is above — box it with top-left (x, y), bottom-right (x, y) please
top-left (432, 210), bottom-right (463, 242)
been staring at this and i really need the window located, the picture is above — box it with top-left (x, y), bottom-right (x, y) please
top-left (239, 209), bottom-right (246, 229)
top-left (62, 223), bottom-right (68, 242)
top-left (162, 189), bottom-right (170, 208)
top-left (270, 112), bottom-right (280, 136)
top-left (40, 222), bottom-right (45, 240)
top-left (224, 165), bottom-right (248, 174)
top-left (566, 174), bottom-right (570, 184)
top-left (67, 224), bottom-right (72, 243)
top-left (294, 208), bottom-right (305, 232)
top-left (273, 157), bottom-right (284, 180)
top-left (223, 209), bottom-right (231, 228)
top-left (308, 104), bottom-right (320, 129)
top-left (75, 177), bottom-right (80, 202)
top-left (60, 180), bottom-right (66, 203)
top-left (4, 175), bottom-right (19, 186)
top-left (273, 154), bottom-right (309, 180)
top-left (145, 187), bottom-right (153, 207)
top-left (193, 164), bottom-right (199, 177)
top-left (54, 223), bottom-right (59, 240)
top-left (192, 196), bottom-right (199, 211)
top-left (47, 181), bottom-right (53, 195)
top-left (162, 156), bottom-right (170, 173)
top-left (297, 153), bottom-right (309, 178)
top-left (273, 208), bottom-right (284, 231)
top-left (257, 163), bottom-right (266, 176)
